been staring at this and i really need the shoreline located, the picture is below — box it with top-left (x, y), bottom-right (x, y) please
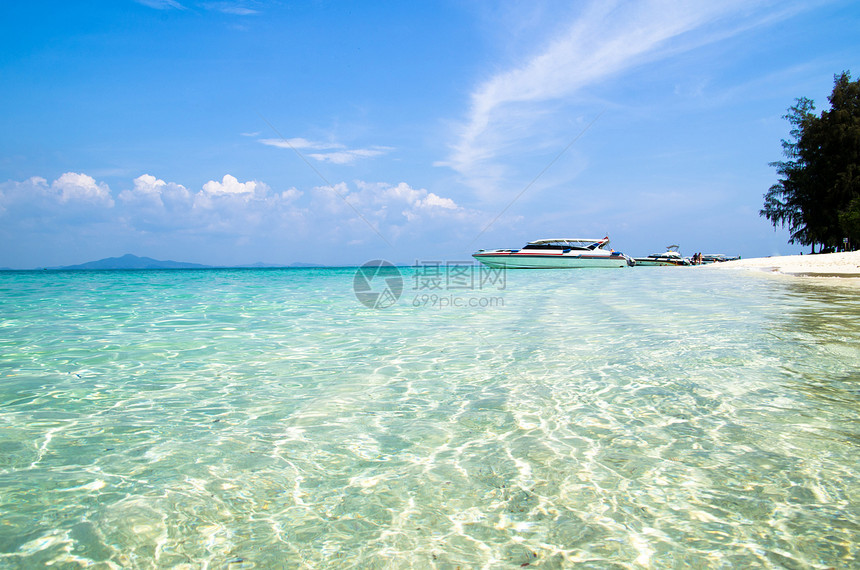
top-left (703, 250), bottom-right (860, 278)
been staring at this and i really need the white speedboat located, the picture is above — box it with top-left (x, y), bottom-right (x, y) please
top-left (700, 254), bottom-right (740, 264)
top-left (472, 237), bottom-right (632, 269)
top-left (633, 246), bottom-right (691, 266)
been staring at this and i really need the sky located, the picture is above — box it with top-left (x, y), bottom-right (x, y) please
top-left (1, 0), bottom-right (859, 268)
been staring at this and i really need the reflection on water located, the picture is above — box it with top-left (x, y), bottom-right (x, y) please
top-left (0, 268), bottom-right (858, 568)
top-left (766, 279), bottom-right (860, 449)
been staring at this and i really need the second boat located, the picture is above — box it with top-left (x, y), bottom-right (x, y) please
top-left (473, 237), bottom-right (632, 269)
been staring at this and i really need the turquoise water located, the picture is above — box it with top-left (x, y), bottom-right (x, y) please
top-left (0, 267), bottom-right (858, 568)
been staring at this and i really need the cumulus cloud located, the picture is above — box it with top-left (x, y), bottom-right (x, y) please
top-left (0, 174), bottom-right (469, 236)
top-left (303, 180), bottom-right (478, 246)
top-left (116, 175), bottom-right (195, 232)
top-left (279, 188), bottom-right (302, 203)
top-left (0, 173), bottom-right (118, 236)
top-left (119, 174), bottom-right (191, 207)
top-left (419, 193), bottom-right (458, 210)
top-left (52, 172), bottom-right (114, 207)
top-left (0, 176), bottom-right (47, 210)
top-left (0, 171), bottom-right (475, 265)
top-left (311, 181), bottom-right (459, 216)
top-left (0, 173), bottom-right (114, 211)
top-left (201, 174), bottom-right (259, 196)
top-left (372, 182), bottom-right (459, 213)
top-left (347, 181), bottom-right (468, 224)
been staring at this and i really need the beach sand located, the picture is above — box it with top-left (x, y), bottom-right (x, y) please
top-left (704, 250), bottom-right (860, 278)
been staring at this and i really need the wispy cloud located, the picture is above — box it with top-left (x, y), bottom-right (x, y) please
top-left (443, 0), bottom-right (808, 201)
top-left (137, 0), bottom-right (260, 14)
top-left (259, 137), bottom-right (343, 151)
top-left (307, 148), bottom-right (391, 165)
top-left (202, 2), bottom-right (259, 16)
top-left (259, 137), bottom-right (392, 165)
top-left (135, 0), bottom-right (185, 10)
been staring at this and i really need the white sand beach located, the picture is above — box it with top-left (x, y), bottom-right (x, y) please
top-left (705, 250), bottom-right (860, 277)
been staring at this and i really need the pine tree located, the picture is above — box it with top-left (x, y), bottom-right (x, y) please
top-left (762, 72), bottom-right (860, 252)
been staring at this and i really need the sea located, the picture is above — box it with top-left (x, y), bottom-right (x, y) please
top-left (0, 265), bottom-right (858, 569)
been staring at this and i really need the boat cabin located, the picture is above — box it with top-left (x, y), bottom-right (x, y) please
top-left (521, 238), bottom-right (609, 251)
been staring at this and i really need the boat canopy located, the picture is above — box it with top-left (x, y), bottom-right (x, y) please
top-left (525, 237), bottom-right (609, 250)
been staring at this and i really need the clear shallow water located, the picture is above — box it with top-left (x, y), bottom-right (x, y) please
top-left (0, 267), bottom-right (858, 569)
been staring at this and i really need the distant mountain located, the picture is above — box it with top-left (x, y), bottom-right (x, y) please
top-left (47, 255), bottom-right (329, 270)
top-left (229, 262), bottom-right (284, 268)
top-left (60, 254), bottom-right (212, 270)
top-left (287, 262), bottom-right (327, 268)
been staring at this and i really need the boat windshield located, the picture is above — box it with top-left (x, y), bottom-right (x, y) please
top-left (522, 242), bottom-right (590, 251)
top-left (523, 239), bottom-right (607, 250)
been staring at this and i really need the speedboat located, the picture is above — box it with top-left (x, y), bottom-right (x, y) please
top-left (700, 254), bottom-right (740, 264)
top-left (472, 237), bottom-right (632, 269)
top-left (633, 245), bottom-right (691, 266)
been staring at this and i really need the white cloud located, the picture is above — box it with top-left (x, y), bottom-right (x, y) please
top-left (1, 172), bottom-right (480, 265)
top-left (121, 174), bottom-right (191, 201)
top-left (307, 148), bottom-right (390, 165)
top-left (201, 174), bottom-right (259, 196)
top-left (52, 172), bottom-right (115, 207)
top-left (193, 175), bottom-right (275, 226)
top-left (444, 0), bottom-right (802, 199)
top-left (133, 173), bottom-right (169, 195)
top-left (0, 173), bottom-right (115, 231)
top-left (280, 188), bottom-right (302, 202)
top-left (0, 177), bottom-right (45, 212)
top-left (259, 137), bottom-right (338, 150)
top-left (352, 181), bottom-right (468, 223)
top-left (135, 0), bottom-right (184, 9)
top-left (118, 174), bottom-right (193, 223)
top-left (419, 193), bottom-right (458, 210)
top-left (202, 2), bottom-right (258, 15)
top-left (260, 137), bottom-right (391, 165)
top-left (138, 0), bottom-right (260, 12)
top-left (372, 182), bottom-right (457, 212)
top-left (302, 180), bottom-right (478, 247)
top-left (1, 174), bottom-right (467, 234)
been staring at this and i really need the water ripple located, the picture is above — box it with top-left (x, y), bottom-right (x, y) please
top-left (0, 268), bottom-right (858, 567)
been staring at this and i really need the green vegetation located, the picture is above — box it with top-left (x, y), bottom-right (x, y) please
top-left (762, 72), bottom-right (860, 252)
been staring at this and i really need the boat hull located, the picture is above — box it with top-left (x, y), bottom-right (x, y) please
top-left (633, 259), bottom-right (688, 267)
top-left (473, 253), bottom-right (629, 269)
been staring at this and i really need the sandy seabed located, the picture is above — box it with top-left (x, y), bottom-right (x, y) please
top-left (704, 250), bottom-right (860, 278)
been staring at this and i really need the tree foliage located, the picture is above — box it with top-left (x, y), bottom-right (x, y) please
top-left (762, 72), bottom-right (860, 252)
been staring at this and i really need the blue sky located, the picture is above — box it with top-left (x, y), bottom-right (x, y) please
top-left (1, 0), bottom-right (858, 267)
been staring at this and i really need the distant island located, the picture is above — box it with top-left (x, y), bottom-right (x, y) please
top-left (0, 254), bottom-right (326, 270)
top-left (60, 254), bottom-right (211, 270)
